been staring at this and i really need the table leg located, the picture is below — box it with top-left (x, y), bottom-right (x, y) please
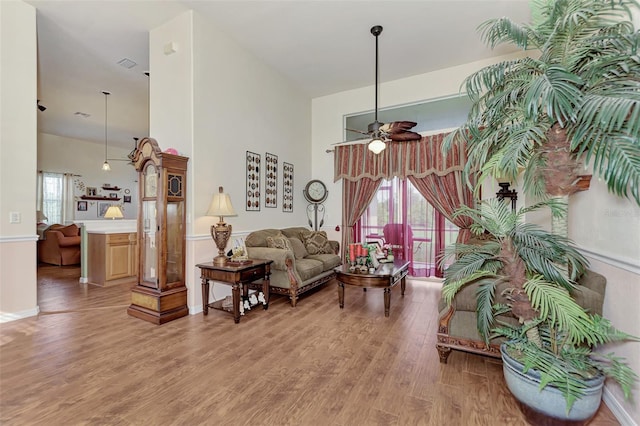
top-left (401, 276), bottom-right (406, 296)
top-left (202, 277), bottom-right (209, 315)
top-left (384, 287), bottom-right (391, 317)
top-left (232, 282), bottom-right (241, 324)
top-left (338, 282), bottom-right (345, 309)
top-left (263, 270), bottom-right (270, 310)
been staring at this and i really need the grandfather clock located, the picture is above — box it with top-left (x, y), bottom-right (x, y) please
top-left (127, 137), bottom-right (189, 324)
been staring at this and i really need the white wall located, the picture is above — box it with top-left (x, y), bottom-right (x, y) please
top-left (150, 11), bottom-right (312, 238)
top-left (38, 133), bottom-right (139, 220)
top-left (0, 0), bottom-right (38, 320)
top-left (149, 10), bottom-right (312, 312)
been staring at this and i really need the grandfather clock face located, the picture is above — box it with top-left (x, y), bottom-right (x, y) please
top-left (144, 164), bottom-right (157, 198)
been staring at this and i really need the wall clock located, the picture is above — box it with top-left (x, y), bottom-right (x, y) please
top-left (303, 179), bottom-right (328, 204)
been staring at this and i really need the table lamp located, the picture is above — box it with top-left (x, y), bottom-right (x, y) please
top-left (104, 205), bottom-right (124, 220)
top-left (206, 186), bottom-right (237, 265)
top-left (36, 210), bottom-right (48, 223)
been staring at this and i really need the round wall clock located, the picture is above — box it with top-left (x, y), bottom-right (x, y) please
top-left (303, 179), bottom-right (328, 203)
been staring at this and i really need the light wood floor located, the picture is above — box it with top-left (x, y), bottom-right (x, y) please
top-left (0, 265), bottom-right (619, 425)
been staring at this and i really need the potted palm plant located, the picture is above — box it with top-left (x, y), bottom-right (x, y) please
top-left (440, 198), bottom-right (638, 422)
top-left (445, 0), bottom-right (640, 235)
top-left (440, 0), bottom-right (640, 421)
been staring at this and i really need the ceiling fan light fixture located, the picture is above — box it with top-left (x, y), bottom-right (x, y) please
top-left (368, 137), bottom-right (386, 154)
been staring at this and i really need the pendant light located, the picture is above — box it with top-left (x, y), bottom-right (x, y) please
top-left (102, 90), bottom-right (111, 171)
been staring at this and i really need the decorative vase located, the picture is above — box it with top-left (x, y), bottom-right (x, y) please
top-left (500, 344), bottom-right (605, 425)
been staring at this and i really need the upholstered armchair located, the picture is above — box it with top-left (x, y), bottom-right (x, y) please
top-left (38, 224), bottom-right (81, 266)
top-left (436, 269), bottom-right (607, 363)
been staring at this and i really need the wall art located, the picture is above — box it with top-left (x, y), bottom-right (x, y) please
top-left (98, 202), bottom-right (111, 217)
top-left (283, 162), bottom-right (293, 212)
top-left (265, 152), bottom-right (278, 208)
top-left (246, 151), bottom-right (261, 211)
top-left (77, 201), bottom-right (88, 211)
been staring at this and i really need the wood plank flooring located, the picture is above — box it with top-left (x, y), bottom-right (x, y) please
top-left (0, 265), bottom-right (619, 425)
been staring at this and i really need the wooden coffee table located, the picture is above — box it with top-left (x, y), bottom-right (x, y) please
top-left (335, 260), bottom-right (410, 317)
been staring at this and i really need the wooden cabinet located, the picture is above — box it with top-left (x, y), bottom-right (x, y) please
top-left (88, 232), bottom-right (137, 286)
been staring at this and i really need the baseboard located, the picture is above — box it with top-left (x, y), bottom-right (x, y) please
top-left (189, 304), bottom-right (203, 315)
top-left (0, 306), bottom-right (40, 323)
top-left (603, 386), bottom-right (637, 426)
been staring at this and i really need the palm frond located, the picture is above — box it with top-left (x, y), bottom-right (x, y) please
top-left (476, 282), bottom-right (498, 342)
top-left (592, 352), bottom-right (639, 399)
top-left (478, 17), bottom-right (532, 50)
top-left (441, 271), bottom-right (497, 305)
top-left (524, 66), bottom-right (584, 125)
top-left (524, 277), bottom-right (594, 344)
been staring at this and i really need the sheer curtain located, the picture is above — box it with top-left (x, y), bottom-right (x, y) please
top-left (37, 171), bottom-right (75, 224)
top-left (360, 177), bottom-right (456, 277)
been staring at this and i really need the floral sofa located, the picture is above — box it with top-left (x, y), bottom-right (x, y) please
top-left (436, 269), bottom-right (607, 363)
top-left (245, 227), bottom-right (341, 307)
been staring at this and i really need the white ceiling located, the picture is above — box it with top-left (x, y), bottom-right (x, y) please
top-left (27, 0), bottom-right (531, 149)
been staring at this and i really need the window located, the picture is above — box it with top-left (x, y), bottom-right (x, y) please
top-left (358, 177), bottom-right (458, 277)
top-left (37, 171), bottom-right (74, 225)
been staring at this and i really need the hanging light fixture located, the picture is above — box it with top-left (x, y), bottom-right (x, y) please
top-left (368, 25), bottom-right (386, 154)
top-left (102, 90), bottom-right (111, 171)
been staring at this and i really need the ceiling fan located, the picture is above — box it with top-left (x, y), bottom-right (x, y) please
top-left (334, 25), bottom-right (422, 154)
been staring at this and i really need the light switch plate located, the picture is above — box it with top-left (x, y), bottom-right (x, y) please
top-left (9, 212), bottom-right (21, 224)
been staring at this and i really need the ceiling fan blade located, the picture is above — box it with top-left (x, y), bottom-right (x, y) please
top-left (387, 131), bottom-right (422, 142)
top-left (331, 138), bottom-right (371, 146)
top-left (383, 121), bottom-right (418, 133)
top-left (346, 128), bottom-right (371, 136)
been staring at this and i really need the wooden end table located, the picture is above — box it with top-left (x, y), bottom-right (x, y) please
top-left (196, 259), bottom-right (273, 323)
top-left (335, 260), bottom-right (409, 317)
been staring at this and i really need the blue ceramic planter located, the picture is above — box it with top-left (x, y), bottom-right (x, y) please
top-left (500, 344), bottom-right (605, 422)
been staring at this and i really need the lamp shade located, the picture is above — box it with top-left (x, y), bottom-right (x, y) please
top-left (36, 210), bottom-right (48, 222)
top-left (206, 187), bottom-right (236, 219)
top-left (368, 137), bottom-right (386, 154)
top-left (104, 205), bottom-right (123, 219)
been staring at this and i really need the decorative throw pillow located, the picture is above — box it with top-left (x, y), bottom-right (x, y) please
top-left (300, 231), bottom-right (334, 255)
top-left (60, 224), bottom-right (79, 237)
top-left (288, 237), bottom-right (309, 260)
top-left (266, 236), bottom-right (293, 252)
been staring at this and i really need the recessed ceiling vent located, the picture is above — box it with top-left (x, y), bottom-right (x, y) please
top-left (117, 58), bottom-right (137, 69)
top-left (74, 112), bottom-right (90, 118)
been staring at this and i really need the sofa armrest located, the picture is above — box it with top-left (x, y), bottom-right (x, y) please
top-left (246, 247), bottom-right (295, 272)
top-left (329, 240), bottom-right (340, 255)
top-left (577, 269), bottom-right (606, 297)
top-left (58, 235), bottom-right (81, 247)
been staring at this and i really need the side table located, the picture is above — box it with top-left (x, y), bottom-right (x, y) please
top-left (196, 259), bottom-right (273, 323)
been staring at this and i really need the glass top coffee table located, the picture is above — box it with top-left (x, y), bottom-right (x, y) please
top-left (335, 260), bottom-right (410, 317)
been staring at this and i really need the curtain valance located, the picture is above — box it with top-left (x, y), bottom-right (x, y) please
top-left (334, 132), bottom-right (466, 182)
